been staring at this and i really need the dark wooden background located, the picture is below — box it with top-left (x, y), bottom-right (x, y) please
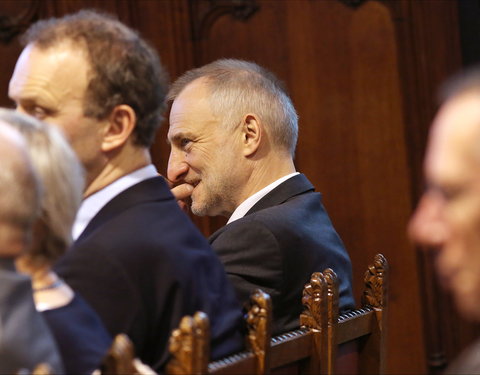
top-left (0, 0), bottom-right (477, 373)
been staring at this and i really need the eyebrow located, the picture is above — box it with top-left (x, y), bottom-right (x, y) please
top-left (167, 131), bottom-right (194, 145)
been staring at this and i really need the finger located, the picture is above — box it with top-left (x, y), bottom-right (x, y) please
top-left (171, 183), bottom-right (193, 201)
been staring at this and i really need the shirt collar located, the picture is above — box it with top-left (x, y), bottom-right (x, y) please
top-left (72, 164), bottom-right (158, 240)
top-left (227, 172), bottom-right (299, 224)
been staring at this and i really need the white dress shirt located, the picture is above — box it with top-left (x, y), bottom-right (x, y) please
top-left (227, 172), bottom-right (299, 224)
top-left (72, 164), bottom-right (158, 240)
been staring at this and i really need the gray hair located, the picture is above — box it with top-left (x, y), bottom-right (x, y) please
top-left (0, 109), bottom-right (84, 267)
top-left (0, 116), bottom-right (40, 232)
top-left (168, 59), bottom-right (298, 156)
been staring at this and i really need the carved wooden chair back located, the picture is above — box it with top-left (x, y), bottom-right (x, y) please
top-left (168, 290), bottom-right (272, 375)
top-left (98, 333), bottom-right (157, 375)
top-left (16, 363), bottom-right (53, 375)
top-left (166, 254), bottom-right (388, 375)
top-left (334, 253), bottom-right (388, 375)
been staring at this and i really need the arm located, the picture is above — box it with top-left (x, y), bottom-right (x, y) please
top-left (210, 220), bottom-right (283, 307)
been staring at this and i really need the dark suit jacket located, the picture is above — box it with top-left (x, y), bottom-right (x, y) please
top-left (0, 260), bottom-right (64, 374)
top-left (210, 174), bottom-right (355, 335)
top-left (55, 176), bottom-right (244, 371)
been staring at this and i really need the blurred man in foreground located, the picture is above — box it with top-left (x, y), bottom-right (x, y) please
top-left (409, 66), bottom-right (480, 374)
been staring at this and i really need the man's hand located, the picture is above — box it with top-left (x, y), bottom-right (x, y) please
top-left (170, 182), bottom-right (193, 212)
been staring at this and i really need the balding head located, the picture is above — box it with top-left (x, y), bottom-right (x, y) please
top-left (0, 110), bottom-right (41, 257)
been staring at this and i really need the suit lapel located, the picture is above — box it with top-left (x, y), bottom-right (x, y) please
top-left (245, 173), bottom-right (315, 215)
top-left (77, 176), bottom-right (173, 242)
top-left (209, 174), bottom-right (315, 242)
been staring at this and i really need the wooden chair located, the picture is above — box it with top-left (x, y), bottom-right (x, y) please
top-left (333, 253), bottom-right (388, 375)
top-left (97, 333), bottom-right (157, 375)
top-left (16, 363), bottom-right (53, 375)
top-left (167, 290), bottom-right (272, 375)
top-left (166, 253), bottom-right (388, 375)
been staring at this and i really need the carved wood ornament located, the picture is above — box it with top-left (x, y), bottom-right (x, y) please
top-left (189, 0), bottom-right (259, 41)
top-left (0, 0), bottom-right (40, 44)
top-left (337, 0), bottom-right (368, 8)
top-left (300, 271), bottom-right (328, 332)
top-left (362, 253), bottom-right (388, 309)
top-left (246, 289), bottom-right (272, 375)
top-left (167, 312), bottom-right (210, 375)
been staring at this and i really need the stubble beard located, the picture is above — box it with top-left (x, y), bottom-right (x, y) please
top-left (190, 174), bottom-right (237, 217)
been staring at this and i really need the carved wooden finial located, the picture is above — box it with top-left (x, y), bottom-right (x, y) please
top-left (362, 253), bottom-right (389, 309)
top-left (323, 268), bottom-right (339, 323)
top-left (193, 312), bottom-right (210, 374)
top-left (300, 272), bottom-right (327, 332)
top-left (32, 363), bottom-right (52, 375)
top-left (101, 333), bottom-right (136, 374)
top-left (167, 312), bottom-right (210, 375)
top-left (246, 289), bottom-right (272, 375)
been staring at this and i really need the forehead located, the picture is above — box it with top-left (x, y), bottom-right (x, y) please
top-left (9, 42), bottom-right (90, 100)
top-left (168, 79), bottom-right (219, 138)
top-left (426, 92), bottom-right (480, 183)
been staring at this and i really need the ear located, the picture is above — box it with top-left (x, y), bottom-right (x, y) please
top-left (242, 114), bottom-right (262, 157)
top-left (101, 105), bottom-right (137, 152)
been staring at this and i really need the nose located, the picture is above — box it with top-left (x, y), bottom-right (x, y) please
top-left (408, 191), bottom-right (448, 249)
top-left (167, 149), bottom-right (189, 184)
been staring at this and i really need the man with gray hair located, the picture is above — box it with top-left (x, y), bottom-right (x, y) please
top-left (167, 59), bottom-right (355, 334)
top-left (0, 114), bottom-right (63, 373)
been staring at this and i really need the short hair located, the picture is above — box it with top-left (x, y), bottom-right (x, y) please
top-left (168, 59), bottom-right (298, 156)
top-left (0, 114), bottom-right (40, 232)
top-left (439, 64), bottom-right (480, 103)
top-left (0, 109), bottom-right (85, 267)
top-left (21, 9), bottom-right (169, 147)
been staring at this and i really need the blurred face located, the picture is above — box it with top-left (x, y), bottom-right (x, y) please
top-left (167, 79), bottom-right (243, 217)
top-left (8, 43), bottom-right (106, 186)
top-left (409, 91), bottom-right (480, 320)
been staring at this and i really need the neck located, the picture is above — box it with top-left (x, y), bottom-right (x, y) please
top-left (31, 269), bottom-right (58, 291)
top-left (30, 268), bottom-right (74, 311)
top-left (233, 155), bottom-right (296, 214)
top-left (84, 145), bottom-right (151, 198)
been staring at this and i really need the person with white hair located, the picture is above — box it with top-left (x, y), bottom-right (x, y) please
top-left (0, 109), bottom-right (112, 374)
top-left (0, 115), bottom-right (63, 373)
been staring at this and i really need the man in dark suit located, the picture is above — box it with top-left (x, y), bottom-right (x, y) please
top-left (8, 10), bottom-right (244, 371)
top-left (167, 59), bottom-right (355, 335)
top-left (409, 66), bottom-right (480, 374)
top-left (0, 119), bottom-right (63, 373)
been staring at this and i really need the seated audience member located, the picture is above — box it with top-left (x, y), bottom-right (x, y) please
top-left (0, 118), bottom-right (63, 373)
top-left (409, 66), bottom-right (480, 374)
top-left (9, 10), bottom-right (244, 370)
top-left (167, 59), bottom-right (355, 334)
top-left (0, 109), bottom-right (112, 374)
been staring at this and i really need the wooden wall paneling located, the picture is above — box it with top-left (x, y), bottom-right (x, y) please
top-left (0, 0), bottom-right (41, 109)
top-left (340, 4), bottom-right (426, 372)
top-left (186, 0), bottom-right (426, 372)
